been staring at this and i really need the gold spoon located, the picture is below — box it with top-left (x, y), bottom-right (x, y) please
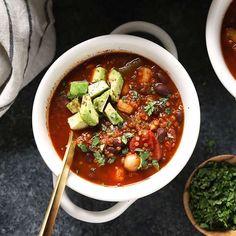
top-left (39, 131), bottom-right (76, 236)
top-left (183, 154), bottom-right (236, 236)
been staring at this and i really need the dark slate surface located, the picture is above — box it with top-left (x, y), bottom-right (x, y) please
top-left (0, 0), bottom-right (236, 235)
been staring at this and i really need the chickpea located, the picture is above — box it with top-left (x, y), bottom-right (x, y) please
top-left (124, 153), bottom-right (141, 172)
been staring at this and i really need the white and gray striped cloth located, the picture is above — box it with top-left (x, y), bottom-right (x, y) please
top-left (0, 0), bottom-right (56, 117)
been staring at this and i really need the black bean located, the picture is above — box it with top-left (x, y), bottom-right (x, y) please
top-left (154, 83), bottom-right (171, 96)
top-left (157, 72), bottom-right (168, 84)
top-left (176, 110), bottom-right (183, 123)
top-left (85, 152), bottom-right (93, 163)
top-left (157, 128), bottom-right (167, 143)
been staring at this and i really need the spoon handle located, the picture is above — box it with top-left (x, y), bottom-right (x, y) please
top-left (39, 131), bottom-right (76, 236)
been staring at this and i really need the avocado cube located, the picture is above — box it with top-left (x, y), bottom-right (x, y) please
top-left (92, 67), bottom-right (106, 82)
top-left (80, 95), bottom-right (99, 126)
top-left (69, 81), bottom-right (88, 98)
top-left (108, 69), bottom-right (124, 102)
top-left (88, 80), bottom-right (109, 98)
top-left (67, 112), bottom-right (88, 130)
top-left (104, 103), bottom-right (124, 125)
top-left (93, 90), bottom-right (110, 112)
top-left (66, 98), bottom-right (80, 114)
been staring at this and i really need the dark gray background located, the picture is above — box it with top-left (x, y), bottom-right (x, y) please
top-left (1, 0), bottom-right (236, 235)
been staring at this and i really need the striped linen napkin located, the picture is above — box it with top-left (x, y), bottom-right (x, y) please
top-left (0, 0), bottom-right (56, 117)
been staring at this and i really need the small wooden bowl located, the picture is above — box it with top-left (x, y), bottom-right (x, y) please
top-left (183, 154), bottom-right (236, 236)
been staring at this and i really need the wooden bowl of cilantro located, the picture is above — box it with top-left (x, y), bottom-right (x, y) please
top-left (183, 155), bottom-right (236, 236)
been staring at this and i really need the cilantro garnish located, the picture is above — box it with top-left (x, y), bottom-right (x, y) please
top-left (122, 148), bottom-right (129, 155)
top-left (144, 96), bottom-right (170, 116)
top-left (130, 90), bottom-right (140, 100)
top-left (78, 143), bottom-right (88, 152)
top-left (152, 160), bottom-right (160, 170)
top-left (121, 133), bottom-right (134, 144)
top-left (107, 157), bottom-right (116, 164)
top-left (101, 124), bottom-right (108, 131)
top-left (135, 148), bottom-right (150, 169)
top-left (165, 107), bottom-right (172, 115)
top-left (144, 101), bottom-right (157, 116)
top-left (93, 152), bottom-right (105, 166)
top-left (189, 161), bottom-right (236, 231)
top-left (91, 133), bottom-right (100, 148)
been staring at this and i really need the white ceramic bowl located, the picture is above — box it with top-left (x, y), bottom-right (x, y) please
top-left (32, 34), bottom-right (200, 202)
top-left (206, 0), bottom-right (236, 98)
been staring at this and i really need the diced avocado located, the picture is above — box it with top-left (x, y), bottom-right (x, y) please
top-left (66, 98), bottom-right (80, 114)
top-left (88, 80), bottom-right (109, 98)
top-left (69, 81), bottom-right (88, 98)
top-left (80, 94), bottom-right (99, 126)
top-left (92, 67), bottom-right (106, 82)
top-left (93, 90), bottom-right (110, 112)
top-left (104, 103), bottom-right (124, 125)
top-left (67, 112), bottom-right (88, 130)
top-left (108, 69), bottom-right (124, 102)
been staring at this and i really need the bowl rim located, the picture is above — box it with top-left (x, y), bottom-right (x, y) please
top-left (183, 154), bottom-right (236, 236)
top-left (206, 0), bottom-right (236, 98)
top-left (32, 34), bottom-right (200, 202)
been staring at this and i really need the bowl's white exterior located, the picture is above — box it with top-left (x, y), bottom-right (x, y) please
top-left (206, 0), bottom-right (236, 98)
top-left (32, 34), bottom-right (200, 202)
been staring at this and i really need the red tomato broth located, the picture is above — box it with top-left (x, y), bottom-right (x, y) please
top-left (221, 0), bottom-right (236, 79)
top-left (48, 52), bottom-right (184, 186)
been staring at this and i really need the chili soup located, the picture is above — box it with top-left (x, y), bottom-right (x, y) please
top-left (48, 52), bottom-right (184, 186)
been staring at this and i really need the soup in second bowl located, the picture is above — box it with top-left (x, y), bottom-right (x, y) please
top-left (221, 0), bottom-right (236, 79)
top-left (48, 52), bottom-right (184, 186)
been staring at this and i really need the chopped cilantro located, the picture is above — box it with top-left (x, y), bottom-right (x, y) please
top-left (167, 121), bottom-right (172, 127)
top-left (135, 148), bottom-right (150, 169)
top-left (159, 97), bottom-right (169, 106)
top-left (122, 148), bottom-right (129, 155)
top-left (101, 124), bottom-right (108, 131)
top-left (107, 157), bottom-right (116, 164)
top-left (121, 132), bottom-right (134, 144)
top-left (165, 107), bottom-right (172, 115)
top-left (78, 143), bottom-right (88, 152)
top-left (189, 161), bottom-right (236, 231)
top-left (91, 133), bottom-right (100, 148)
top-left (144, 101), bottom-right (157, 116)
top-left (130, 90), bottom-right (139, 100)
top-left (152, 160), bottom-right (160, 170)
top-left (93, 152), bottom-right (105, 166)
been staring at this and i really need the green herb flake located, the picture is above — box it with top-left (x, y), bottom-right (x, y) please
top-left (189, 161), bottom-right (236, 231)
top-left (78, 143), bottom-right (88, 152)
top-left (167, 121), bottom-right (172, 127)
top-left (93, 152), bottom-right (106, 166)
top-left (144, 101), bottom-right (157, 116)
top-left (107, 157), bottom-right (116, 164)
top-left (152, 160), bottom-right (160, 170)
top-left (121, 132), bottom-right (134, 144)
top-left (130, 90), bottom-right (140, 100)
top-left (122, 148), bottom-right (129, 155)
top-left (101, 124), bottom-right (108, 131)
top-left (91, 133), bottom-right (100, 148)
top-left (135, 148), bottom-right (150, 169)
top-left (165, 107), bottom-right (172, 115)
top-left (158, 96), bottom-right (170, 107)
